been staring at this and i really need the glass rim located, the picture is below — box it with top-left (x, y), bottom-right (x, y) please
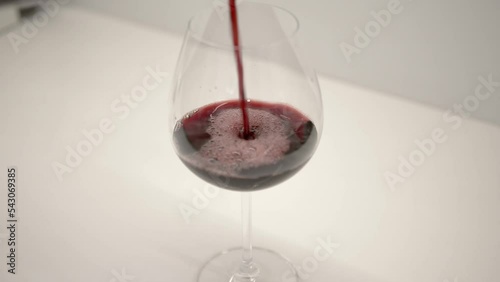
top-left (187, 1), bottom-right (300, 50)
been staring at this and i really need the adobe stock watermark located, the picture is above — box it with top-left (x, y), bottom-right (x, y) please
top-left (108, 268), bottom-right (146, 282)
top-left (51, 65), bottom-right (169, 182)
top-left (281, 236), bottom-right (340, 282)
top-left (7, 0), bottom-right (71, 54)
top-left (339, 0), bottom-right (412, 63)
top-left (213, 0), bottom-right (244, 20)
top-left (385, 74), bottom-right (499, 191)
top-left (179, 182), bottom-right (223, 224)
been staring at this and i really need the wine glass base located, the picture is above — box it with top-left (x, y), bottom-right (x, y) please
top-left (197, 247), bottom-right (299, 282)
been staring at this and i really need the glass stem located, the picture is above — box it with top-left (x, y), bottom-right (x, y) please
top-left (232, 193), bottom-right (259, 282)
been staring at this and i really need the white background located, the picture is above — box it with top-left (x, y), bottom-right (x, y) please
top-left (0, 1), bottom-right (499, 282)
top-left (73, 0), bottom-right (500, 125)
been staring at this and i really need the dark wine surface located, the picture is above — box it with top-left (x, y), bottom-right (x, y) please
top-left (173, 100), bottom-right (317, 191)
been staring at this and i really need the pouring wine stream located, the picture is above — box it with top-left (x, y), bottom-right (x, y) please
top-left (229, 1), bottom-right (260, 281)
top-left (229, 0), bottom-right (253, 141)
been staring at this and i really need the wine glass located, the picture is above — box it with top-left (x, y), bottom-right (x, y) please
top-left (169, 2), bottom-right (323, 281)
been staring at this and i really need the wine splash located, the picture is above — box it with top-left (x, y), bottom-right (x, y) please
top-left (174, 100), bottom-right (317, 191)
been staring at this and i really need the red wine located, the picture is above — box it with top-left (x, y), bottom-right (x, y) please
top-left (173, 100), bottom-right (317, 191)
top-left (229, 0), bottom-right (251, 139)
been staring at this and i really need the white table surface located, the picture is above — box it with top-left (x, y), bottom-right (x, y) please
top-left (0, 6), bottom-right (499, 282)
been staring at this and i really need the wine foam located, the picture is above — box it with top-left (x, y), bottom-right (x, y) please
top-left (197, 108), bottom-right (291, 174)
